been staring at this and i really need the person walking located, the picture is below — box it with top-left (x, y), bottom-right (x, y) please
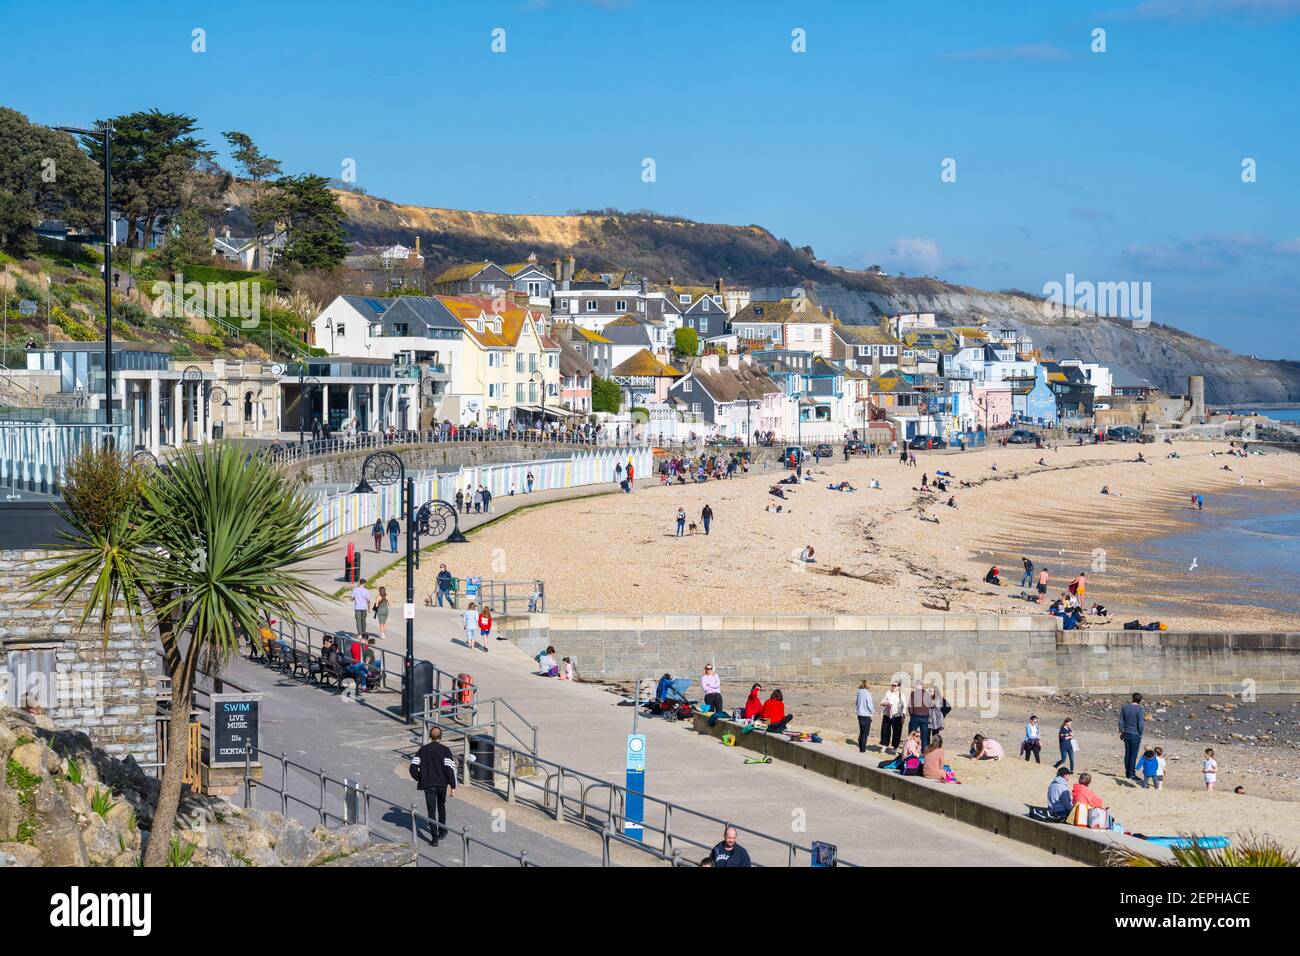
top-left (626, 461), bottom-right (635, 490)
top-left (454, 489), bottom-right (464, 513)
top-left (436, 563), bottom-right (454, 607)
top-left (1054, 718), bottom-right (1076, 771)
top-left (462, 601), bottom-right (480, 650)
top-left (1119, 692), bottom-right (1146, 781)
top-left (879, 680), bottom-right (905, 750)
top-left (1023, 714), bottom-right (1042, 763)
top-left (675, 507), bottom-right (686, 537)
top-left (700, 663), bottom-right (723, 713)
top-left (350, 578), bottom-right (371, 639)
top-left (701, 504), bottom-right (714, 535)
top-left (409, 725), bottom-right (457, 846)
top-left (854, 680), bottom-right (875, 753)
top-left (371, 519), bottom-right (384, 553)
top-left (476, 606), bottom-right (493, 652)
top-left (482, 484), bottom-right (493, 514)
top-left (472, 486), bottom-right (484, 514)
top-left (386, 516), bottom-right (400, 554)
top-left (1020, 556), bottom-right (1034, 590)
top-left (526, 470), bottom-right (534, 493)
top-left (373, 586), bottom-right (390, 640)
top-left (908, 681), bottom-right (935, 749)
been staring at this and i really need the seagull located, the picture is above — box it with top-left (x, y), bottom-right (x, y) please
top-left (1188, 558), bottom-right (1198, 572)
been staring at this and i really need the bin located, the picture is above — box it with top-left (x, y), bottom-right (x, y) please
top-left (467, 734), bottom-right (496, 783)
top-left (212, 421), bottom-right (224, 440)
top-left (344, 552), bottom-right (361, 583)
top-left (408, 660), bottom-right (434, 715)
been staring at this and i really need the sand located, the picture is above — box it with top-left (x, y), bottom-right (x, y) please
top-left (391, 440), bottom-right (1300, 630)
top-left (788, 685), bottom-right (1300, 853)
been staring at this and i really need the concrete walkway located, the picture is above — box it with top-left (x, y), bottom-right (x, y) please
top-left (279, 454), bottom-right (1071, 866)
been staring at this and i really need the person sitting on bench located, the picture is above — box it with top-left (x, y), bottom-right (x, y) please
top-left (760, 689), bottom-right (793, 733)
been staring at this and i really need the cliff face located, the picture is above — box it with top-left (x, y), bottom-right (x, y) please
top-left (257, 190), bottom-right (1300, 405)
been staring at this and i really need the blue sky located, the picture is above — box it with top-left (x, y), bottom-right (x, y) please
top-left (4, 0), bottom-right (1299, 357)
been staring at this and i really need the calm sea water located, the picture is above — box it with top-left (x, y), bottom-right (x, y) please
top-left (1251, 408), bottom-right (1300, 423)
top-left (1129, 491), bottom-right (1300, 615)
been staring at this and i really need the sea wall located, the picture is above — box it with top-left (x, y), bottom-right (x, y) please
top-left (498, 613), bottom-right (1300, 694)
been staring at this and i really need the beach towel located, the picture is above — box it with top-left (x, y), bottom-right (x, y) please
top-left (1140, 835), bottom-right (1230, 850)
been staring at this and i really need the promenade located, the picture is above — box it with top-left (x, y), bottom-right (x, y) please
top-left (281, 476), bottom-right (1072, 866)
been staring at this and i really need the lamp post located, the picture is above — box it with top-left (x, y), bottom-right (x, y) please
top-left (354, 451), bottom-right (415, 724)
top-left (182, 365), bottom-right (202, 443)
top-left (56, 123), bottom-right (113, 431)
top-left (296, 365), bottom-right (321, 446)
top-left (412, 498), bottom-right (469, 569)
top-left (530, 369), bottom-right (545, 436)
top-left (207, 385), bottom-right (232, 440)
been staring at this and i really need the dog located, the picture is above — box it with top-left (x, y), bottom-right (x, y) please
top-left (687, 521), bottom-right (699, 534)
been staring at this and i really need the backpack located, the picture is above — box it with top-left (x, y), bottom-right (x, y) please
top-left (901, 756), bottom-right (923, 776)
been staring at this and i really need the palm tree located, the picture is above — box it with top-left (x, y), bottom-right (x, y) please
top-left (1108, 833), bottom-right (1298, 868)
top-left (33, 443), bottom-right (329, 866)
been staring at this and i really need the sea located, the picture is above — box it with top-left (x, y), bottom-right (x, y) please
top-left (1128, 489), bottom-right (1300, 616)
top-left (1249, 407), bottom-right (1300, 423)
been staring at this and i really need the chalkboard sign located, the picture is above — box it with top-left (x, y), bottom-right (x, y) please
top-left (210, 693), bottom-right (262, 768)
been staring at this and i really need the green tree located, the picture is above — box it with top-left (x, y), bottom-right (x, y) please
top-left (222, 131), bottom-right (282, 182)
top-left (157, 209), bottom-right (213, 275)
top-left (592, 375), bottom-right (622, 413)
top-left (32, 444), bottom-right (328, 866)
top-left (673, 326), bottom-right (699, 358)
top-left (0, 108), bottom-right (101, 256)
top-left (82, 110), bottom-right (211, 247)
top-left (267, 174), bottom-right (349, 271)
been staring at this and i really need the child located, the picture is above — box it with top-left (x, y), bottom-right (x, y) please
top-left (1154, 746), bottom-right (1166, 789)
top-left (1203, 748), bottom-right (1217, 790)
top-left (1139, 748), bottom-right (1160, 789)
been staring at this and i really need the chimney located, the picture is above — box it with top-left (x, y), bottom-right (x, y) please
top-left (701, 354), bottom-right (720, 372)
top-left (639, 276), bottom-right (648, 294)
top-left (726, 352), bottom-right (740, 370)
top-left (564, 255), bottom-right (575, 282)
top-left (716, 277), bottom-right (725, 294)
top-left (222, 225), bottom-right (231, 238)
top-left (527, 251), bottom-right (537, 263)
top-left (414, 236), bottom-right (421, 256)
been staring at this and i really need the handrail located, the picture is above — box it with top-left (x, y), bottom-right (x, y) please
top-left (264, 429), bottom-right (646, 468)
top-left (155, 287), bottom-right (244, 340)
top-left (410, 706), bottom-right (859, 868)
top-left (240, 744), bottom-right (534, 867)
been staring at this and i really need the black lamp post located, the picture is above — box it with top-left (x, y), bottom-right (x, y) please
top-left (354, 451), bottom-right (415, 724)
top-left (56, 123), bottom-right (113, 432)
top-left (182, 365), bottom-right (202, 443)
top-left (297, 368), bottom-right (321, 446)
top-left (412, 498), bottom-right (469, 570)
top-left (529, 369), bottom-right (545, 436)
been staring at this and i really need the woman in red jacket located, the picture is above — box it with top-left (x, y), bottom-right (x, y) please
top-left (741, 684), bottom-right (763, 720)
top-left (760, 689), bottom-right (792, 732)
top-left (477, 606), bottom-right (493, 653)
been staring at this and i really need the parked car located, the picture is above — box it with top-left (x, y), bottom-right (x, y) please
top-left (908, 435), bottom-right (948, 450)
top-left (1106, 426), bottom-right (1142, 443)
top-left (781, 445), bottom-right (807, 467)
top-left (845, 439), bottom-right (867, 455)
top-left (813, 443), bottom-right (833, 459)
top-left (1007, 429), bottom-right (1039, 444)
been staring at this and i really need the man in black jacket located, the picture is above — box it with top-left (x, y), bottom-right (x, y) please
top-left (1118, 692), bottom-right (1146, 782)
top-left (409, 726), bottom-right (457, 845)
top-left (709, 825), bottom-right (752, 867)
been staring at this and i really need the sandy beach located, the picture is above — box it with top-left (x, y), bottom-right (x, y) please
top-left (784, 683), bottom-right (1300, 853)
top-left (391, 440), bottom-right (1300, 631)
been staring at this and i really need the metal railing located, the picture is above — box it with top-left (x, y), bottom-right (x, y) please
top-left (410, 704), bottom-right (859, 868)
top-left (240, 745), bottom-right (535, 867)
top-left (475, 578), bottom-right (546, 615)
top-left (265, 429), bottom-right (646, 467)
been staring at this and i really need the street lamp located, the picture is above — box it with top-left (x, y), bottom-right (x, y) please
top-left (529, 369), bottom-right (546, 436)
top-left (182, 365), bottom-right (202, 443)
top-left (55, 123), bottom-right (113, 431)
top-left (296, 365), bottom-right (321, 446)
top-left (353, 450), bottom-right (415, 724)
top-left (412, 498), bottom-right (469, 569)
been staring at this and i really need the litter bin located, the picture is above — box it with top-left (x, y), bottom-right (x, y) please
top-left (467, 734), bottom-right (495, 783)
top-left (212, 421), bottom-right (224, 440)
top-left (344, 552), bottom-right (361, 583)
top-left (408, 659), bottom-right (434, 716)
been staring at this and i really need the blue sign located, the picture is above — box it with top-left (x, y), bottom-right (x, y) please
top-left (466, 576), bottom-right (481, 600)
top-left (625, 734), bottom-right (646, 842)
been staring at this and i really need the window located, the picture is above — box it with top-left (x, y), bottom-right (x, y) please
top-left (243, 391), bottom-right (254, 423)
top-left (516, 354), bottom-right (525, 373)
top-left (527, 281), bottom-right (543, 297)
top-left (691, 403), bottom-right (701, 413)
top-left (637, 300), bottom-right (645, 312)
top-left (547, 353), bottom-right (556, 368)
top-left (699, 318), bottom-right (709, 333)
top-left (813, 328), bottom-right (823, 341)
top-left (568, 299), bottom-right (578, 314)
top-left (682, 380), bottom-right (693, 392)
top-left (586, 300), bottom-right (597, 312)
top-left (529, 354), bottom-right (538, 373)
top-left (335, 323), bottom-right (346, 337)
top-left (615, 299), bottom-right (627, 312)
top-left (1, 647), bottom-right (56, 709)
top-left (701, 298), bottom-right (710, 311)
top-left (516, 383), bottom-right (524, 402)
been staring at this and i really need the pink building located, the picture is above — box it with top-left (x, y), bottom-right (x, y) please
top-left (972, 382), bottom-right (1014, 429)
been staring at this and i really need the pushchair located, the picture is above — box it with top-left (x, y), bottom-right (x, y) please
top-left (644, 676), bottom-right (695, 721)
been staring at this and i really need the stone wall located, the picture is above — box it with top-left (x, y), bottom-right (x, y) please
top-left (0, 550), bottom-right (157, 764)
top-left (499, 613), bottom-right (1300, 695)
